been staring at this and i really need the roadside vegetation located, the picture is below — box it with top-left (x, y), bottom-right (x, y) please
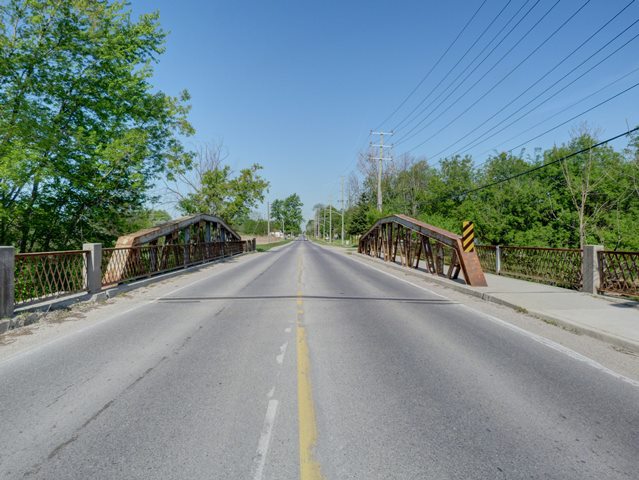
top-left (256, 239), bottom-right (293, 252)
top-left (314, 128), bottom-right (639, 250)
top-left (0, 1), bottom-right (278, 252)
top-left (0, 1), bottom-right (194, 251)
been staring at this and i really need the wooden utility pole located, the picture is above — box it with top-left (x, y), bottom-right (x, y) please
top-left (370, 130), bottom-right (393, 212)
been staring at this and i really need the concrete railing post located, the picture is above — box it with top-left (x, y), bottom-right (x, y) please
top-left (583, 245), bottom-right (604, 294)
top-left (495, 245), bottom-right (501, 275)
top-left (83, 243), bottom-right (102, 294)
top-left (0, 246), bottom-right (15, 318)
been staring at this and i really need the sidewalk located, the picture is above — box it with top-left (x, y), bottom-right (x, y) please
top-left (351, 251), bottom-right (639, 354)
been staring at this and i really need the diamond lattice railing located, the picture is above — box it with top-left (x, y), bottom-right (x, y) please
top-left (475, 245), bottom-right (497, 273)
top-left (599, 251), bottom-right (639, 296)
top-left (500, 246), bottom-right (582, 290)
top-left (14, 251), bottom-right (88, 305)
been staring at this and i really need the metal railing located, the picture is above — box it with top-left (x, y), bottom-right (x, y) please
top-left (501, 246), bottom-right (582, 289)
top-left (14, 250), bottom-right (89, 305)
top-left (475, 245), bottom-right (497, 273)
top-left (598, 250), bottom-right (639, 296)
top-left (102, 240), bottom-right (252, 286)
top-left (476, 246), bottom-right (583, 290)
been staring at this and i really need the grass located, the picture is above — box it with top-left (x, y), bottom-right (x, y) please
top-left (310, 237), bottom-right (358, 249)
top-left (256, 239), bottom-right (293, 252)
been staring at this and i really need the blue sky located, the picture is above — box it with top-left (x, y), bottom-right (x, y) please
top-left (130, 0), bottom-right (639, 223)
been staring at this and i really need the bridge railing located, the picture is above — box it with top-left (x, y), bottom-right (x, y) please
top-left (0, 238), bottom-right (256, 319)
top-left (598, 250), bottom-right (639, 297)
top-left (14, 250), bottom-right (89, 306)
top-left (475, 245), bottom-right (497, 273)
top-left (101, 240), bottom-right (253, 286)
top-left (477, 245), bottom-right (583, 290)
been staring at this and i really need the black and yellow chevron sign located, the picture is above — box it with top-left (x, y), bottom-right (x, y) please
top-left (462, 221), bottom-right (475, 253)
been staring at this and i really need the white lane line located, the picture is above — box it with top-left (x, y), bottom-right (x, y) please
top-left (252, 398), bottom-right (279, 480)
top-left (285, 327), bottom-right (292, 333)
top-left (266, 387), bottom-right (275, 398)
top-left (346, 254), bottom-right (639, 389)
top-left (276, 342), bottom-right (288, 365)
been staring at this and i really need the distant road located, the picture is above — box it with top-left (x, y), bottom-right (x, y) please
top-left (0, 240), bottom-right (637, 479)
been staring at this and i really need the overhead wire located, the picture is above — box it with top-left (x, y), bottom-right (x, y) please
top-left (389, 0), bottom-right (516, 133)
top-left (392, 0), bottom-right (546, 141)
top-left (373, 0), bottom-right (489, 131)
top-left (502, 80), bottom-right (639, 153)
top-left (473, 65), bottom-right (639, 159)
top-left (428, 1), bottom-right (638, 160)
top-left (449, 126), bottom-right (639, 199)
top-left (396, 0), bottom-right (577, 148)
top-left (392, 0), bottom-right (537, 135)
top-left (436, 19), bottom-right (639, 160)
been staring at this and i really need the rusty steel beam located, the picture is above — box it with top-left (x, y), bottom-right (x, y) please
top-left (359, 214), bottom-right (487, 287)
top-left (106, 214), bottom-right (243, 284)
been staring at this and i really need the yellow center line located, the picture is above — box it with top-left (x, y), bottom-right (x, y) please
top-left (296, 254), bottom-right (324, 480)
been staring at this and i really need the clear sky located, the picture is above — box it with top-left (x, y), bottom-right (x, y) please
top-left (130, 0), bottom-right (639, 223)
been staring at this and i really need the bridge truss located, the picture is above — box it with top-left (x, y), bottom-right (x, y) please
top-left (359, 214), bottom-right (487, 287)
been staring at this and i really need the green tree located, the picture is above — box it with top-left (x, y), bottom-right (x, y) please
top-left (272, 194), bottom-right (303, 234)
top-left (347, 192), bottom-right (372, 236)
top-left (177, 164), bottom-right (269, 224)
top-left (171, 144), bottom-right (269, 226)
top-left (0, 0), bottom-right (194, 251)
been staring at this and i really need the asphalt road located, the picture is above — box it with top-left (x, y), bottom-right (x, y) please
top-left (0, 240), bottom-right (638, 479)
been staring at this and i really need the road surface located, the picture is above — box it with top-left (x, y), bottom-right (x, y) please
top-left (0, 240), bottom-right (638, 479)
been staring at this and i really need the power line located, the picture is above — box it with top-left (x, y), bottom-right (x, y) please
top-left (475, 65), bottom-right (639, 158)
top-left (389, 0), bottom-right (515, 132)
top-left (396, 0), bottom-right (577, 148)
top-left (452, 126), bottom-right (639, 199)
top-left (392, 0), bottom-right (545, 141)
top-left (440, 20), bottom-right (639, 160)
top-left (505, 80), bottom-right (639, 152)
top-left (373, 0), bottom-right (489, 131)
top-left (430, 4), bottom-right (639, 160)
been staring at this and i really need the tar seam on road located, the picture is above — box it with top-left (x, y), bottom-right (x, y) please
top-left (0, 259), bottom-right (248, 369)
top-left (345, 251), bottom-right (639, 389)
top-left (296, 253), bottom-right (325, 480)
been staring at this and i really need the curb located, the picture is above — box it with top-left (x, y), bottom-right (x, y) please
top-left (352, 252), bottom-right (639, 354)
top-left (1, 252), bottom-right (254, 333)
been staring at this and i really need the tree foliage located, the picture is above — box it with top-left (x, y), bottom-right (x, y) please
top-left (272, 194), bottom-right (303, 234)
top-left (0, 0), bottom-right (194, 250)
top-left (170, 143), bottom-right (270, 226)
top-left (345, 129), bottom-right (639, 250)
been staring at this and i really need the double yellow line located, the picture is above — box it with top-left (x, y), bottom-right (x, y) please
top-left (296, 254), bottom-right (324, 480)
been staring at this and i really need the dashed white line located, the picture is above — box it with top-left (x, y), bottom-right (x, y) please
top-left (276, 342), bottom-right (288, 365)
top-left (252, 398), bottom-right (279, 480)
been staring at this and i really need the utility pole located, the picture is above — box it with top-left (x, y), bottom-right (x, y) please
top-left (323, 206), bottom-right (327, 240)
top-left (329, 196), bottom-right (332, 243)
top-left (267, 201), bottom-right (270, 241)
top-left (370, 130), bottom-right (393, 212)
top-left (340, 176), bottom-right (345, 245)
